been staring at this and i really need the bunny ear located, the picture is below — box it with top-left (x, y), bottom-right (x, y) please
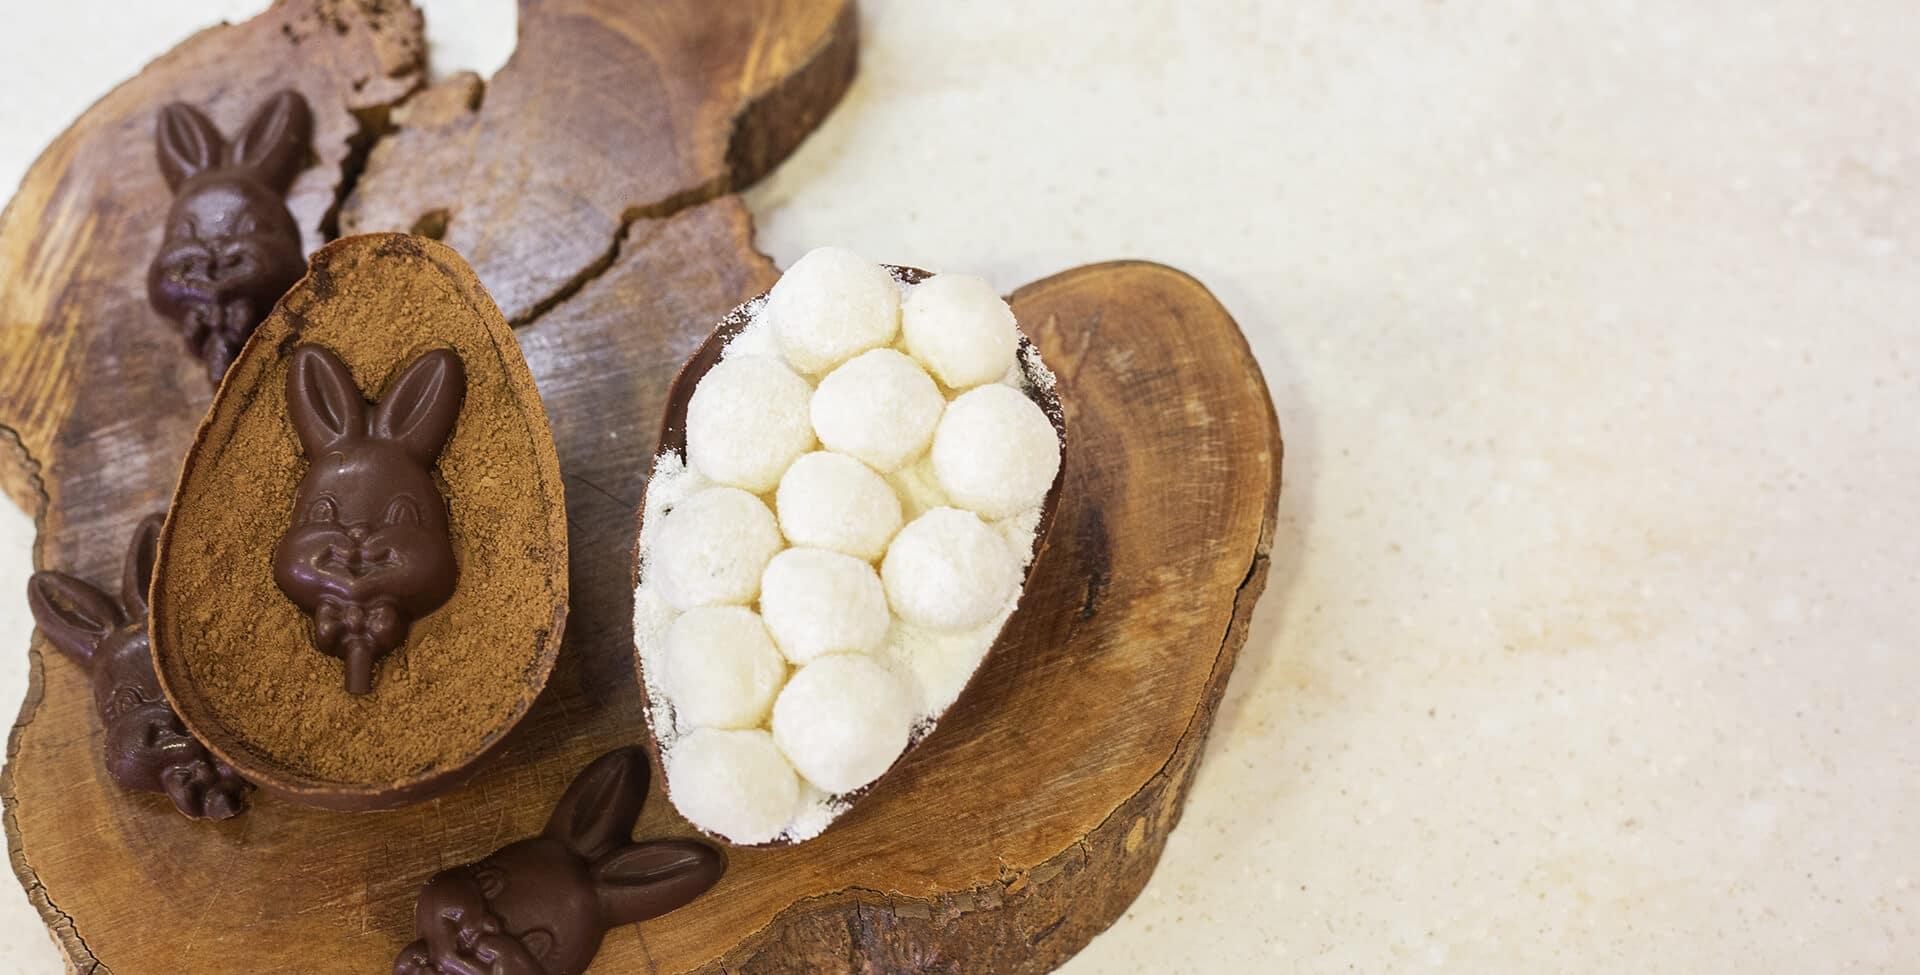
top-left (26, 571), bottom-right (121, 668)
top-left (544, 748), bottom-right (650, 861)
top-left (120, 514), bottom-right (164, 619)
top-left (592, 840), bottom-right (724, 927)
top-left (287, 345), bottom-right (367, 454)
top-left (155, 102), bottom-right (225, 192)
top-left (371, 349), bottom-right (465, 465)
top-left (225, 90), bottom-right (312, 192)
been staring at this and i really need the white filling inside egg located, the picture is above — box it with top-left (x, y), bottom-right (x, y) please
top-left (666, 728), bottom-right (800, 846)
top-left (810, 349), bottom-right (946, 473)
top-left (635, 249), bottom-right (1062, 845)
top-left (763, 246), bottom-right (901, 375)
top-left (662, 607), bottom-right (787, 730)
top-left (901, 273), bottom-right (1019, 389)
top-left (881, 507), bottom-right (1022, 632)
top-left (771, 654), bottom-right (915, 794)
top-left (931, 384), bottom-right (1062, 520)
top-left (776, 451), bottom-right (904, 561)
top-left (651, 487), bottom-right (783, 611)
top-left (685, 354), bottom-right (816, 492)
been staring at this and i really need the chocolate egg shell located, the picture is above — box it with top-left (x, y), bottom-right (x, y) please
top-left (632, 265), bottom-right (1067, 846)
top-left (151, 233), bottom-right (569, 811)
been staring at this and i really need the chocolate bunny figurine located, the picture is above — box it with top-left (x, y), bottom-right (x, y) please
top-left (395, 748), bottom-right (725, 975)
top-left (274, 345), bottom-right (466, 694)
top-left (25, 515), bottom-right (249, 819)
top-left (147, 90), bottom-right (312, 383)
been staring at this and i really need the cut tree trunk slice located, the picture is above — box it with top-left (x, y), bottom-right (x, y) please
top-left (0, 1), bottom-right (1282, 973)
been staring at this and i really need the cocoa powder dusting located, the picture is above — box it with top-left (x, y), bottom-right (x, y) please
top-left (158, 235), bottom-right (566, 786)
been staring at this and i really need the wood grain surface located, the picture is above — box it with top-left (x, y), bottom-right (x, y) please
top-left (0, 1), bottom-right (1281, 972)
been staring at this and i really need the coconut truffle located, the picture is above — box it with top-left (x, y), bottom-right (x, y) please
top-left (763, 247), bottom-right (900, 375)
top-left (662, 607), bottom-right (788, 730)
top-left (881, 507), bottom-right (1022, 631)
top-left (759, 548), bottom-right (890, 664)
top-left (810, 349), bottom-right (946, 473)
top-left (775, 451), bottom-right (904, 562)
top-left (901, 273), bottom-right (1020, 389)
top-left (771, 655), bottom-right (915, 794)
top-left (651, 488), bottom-right (784, 611)
top-left (930, 384), bottom-right (1061, 519)
top-left (686, 354), bottom-right (816, 492)
top-left (667, 728), bottom-right (799, 845)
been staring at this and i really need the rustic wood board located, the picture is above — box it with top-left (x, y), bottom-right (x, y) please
top-left (0, 2), bottom-right (1282, 973)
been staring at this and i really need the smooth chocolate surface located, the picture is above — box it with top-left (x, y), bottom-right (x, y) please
top-left (147, 90), bottom-right (311, 383)
top-left (24, 515), bottom-right (248, 819)
top-left (274, 344), bottom-right (464, 694)
top-left (394, 748), bottom-right (724, 975)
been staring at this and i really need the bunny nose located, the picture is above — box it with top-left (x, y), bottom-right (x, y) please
top-left (347, 525), bottom-right (369, 543)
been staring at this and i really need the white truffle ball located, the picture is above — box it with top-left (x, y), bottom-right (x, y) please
top-left (667, 728), bottom-right (798, 844)
top-left (771, 655), bottom-right (915, 794)
top-left (651, 488), bottom-right (783, 611)
top-left (810, 349), bottom-right (946, 472)
top-left (930, 384), bottom-right (1061, 519)
top-left (759, 548), bottom-right (890, 664)
top-left (686, 354), bottom-right (816, 492)
top-left (662, 607), bottom-right (788, 730)
top-left (901, 274), bottom-right (1020, 389)
top-left (776, 452), bottom-right (904, 561)
top-left (882, 507), bottom-right (1021, 631)
top-left (764, 247), bottom-right (900, 375)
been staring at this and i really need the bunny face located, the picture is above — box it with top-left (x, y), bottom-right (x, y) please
top-left (24, 515), bottom-right (249, 820)
top-left (403, 838), bottom-right (597, 975)
top-left (395, 749), bottom-right (724, 975)
top-left (273, 345), bottom-right (465, 694)
top-left (149, 177), bottom-right (305, 376)
top-left (146, 90), bottom-right (312, 383)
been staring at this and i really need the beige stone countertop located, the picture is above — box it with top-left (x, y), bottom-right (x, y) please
top-left (1, 1), bottom-right (1914, 971)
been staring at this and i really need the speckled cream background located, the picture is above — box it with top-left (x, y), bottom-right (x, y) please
top-left (2, 1), bottom-right (1914, 971)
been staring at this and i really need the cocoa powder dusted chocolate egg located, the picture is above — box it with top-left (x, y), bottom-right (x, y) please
top-left (150, 233), bottom-right (569, 811)
top-left (633, 250), bottom-right (1065, 846)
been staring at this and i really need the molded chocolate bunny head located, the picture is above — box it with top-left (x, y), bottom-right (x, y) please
top-left (25, 515), bottom-right (249, 819)
top-left (274, 344), bottom-right (465, 694)
top-left (395, 748), bottom-right (724, 975)
top-left (147, 90), bottom-right (311, 383)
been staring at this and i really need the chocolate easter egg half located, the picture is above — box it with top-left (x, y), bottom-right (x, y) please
top-left (152, 233), bottom-right (568, 811)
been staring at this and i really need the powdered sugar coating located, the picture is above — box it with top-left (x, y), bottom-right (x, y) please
top-left (686, 355), bottom-right (816, 492)
top-left (771, 655), bottom-right (915, 794)
top-left (662, 607), bottom-right (787, 730)
top-left (881, 507), bottom-right (1023, 631)
top-left (776, 451), bottom-right (904, 561)
top-left (810, 349), bottom-right (947, 473)
top-left (901, 273), bottom-right (1020, 389)
top-left (763, 247), bottom-right (900, 375)
top-left (759, 548), bottom-right (890, 664)
top-left (666, 728), bottom-right (800, 845)
top-left (651, 487), bottom-right (783, 611)
top-left (931, 384), bottom-right (1062, 520)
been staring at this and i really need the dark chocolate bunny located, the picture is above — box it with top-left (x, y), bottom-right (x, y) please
top-left (395, 748), bottom-right (724, 975)
top-left (147, 90), bottom-right (311, 383)
top-left (25, 515), bottom-right (249, 820)
top-left (273, 344), bottom-right (465, 694)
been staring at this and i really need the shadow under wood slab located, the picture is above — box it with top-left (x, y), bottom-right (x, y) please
top-left (0, 1), bottom-right (1281, 973)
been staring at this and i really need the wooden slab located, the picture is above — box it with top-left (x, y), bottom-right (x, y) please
top-left (0, 2), bottom-right (1282, 972)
